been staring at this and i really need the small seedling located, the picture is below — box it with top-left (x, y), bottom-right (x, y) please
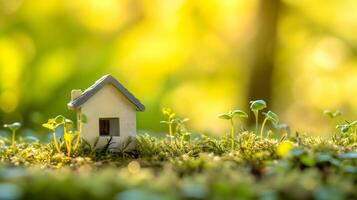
top-left (174, 117), bottom-right (190, 147)
top-left (250, 100), bottom-right (267, 134)
top-left (260, 111), bottom-right (279, 138)
top-left (42, 115), bottom-right (65, 153)
top-left (180, 131), bottom-right (191, 147)
top-left (323, 109), bottom-right (342, 119)
top-left (43, 115), bottom-right (85, 156)
top-left (3, 122), bottom-right (22, 147)
top-left (160, 108), bottom-right (177, 144)
top-left (218, 110), bottom-right (248, 149)
top-left (336, 120), bottom-right (357, 135)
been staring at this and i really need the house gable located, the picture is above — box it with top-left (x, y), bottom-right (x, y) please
top-left (79, 84), bottom-right (137, 145)
top-left (67, 74), bottom-right (145, 111)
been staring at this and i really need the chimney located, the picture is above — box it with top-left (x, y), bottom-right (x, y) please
top-left (71, 89), bottom-right (82, 101)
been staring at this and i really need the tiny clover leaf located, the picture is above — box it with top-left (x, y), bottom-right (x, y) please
top-left (217, 113), bottom-right (232, 120)
top-left (162, 107), bottom-right (175, 119)
top-left (260, 110), bottom-right (279, 138)
top-left (249, 100), bottom-right (267, 112)
top-left (160, 120), bottom-right (172, 124)
top-left (181, 118), bottom-right (190, 123)
top-left (336, 120), bottom-right (357, 134)
top-left (4, 122), bottom-right (22, 131)
top-left (323, 109), bottom-right (342, 119)
top-left (162, 107), bottom-right (172, 115)
top-left (217, 110), bottom-right (248, 120)
top-left (54, 115), bottom-right (66, 124)
top-left (232, 110), bottom-right (248, 118)
top-left (263, 111), bottom-right (279, 125)
top-left (174, 118), bottom-right (190, 124)
top-left (336, 124), bottom-right (350, 133)
top-left (217, 109), bottom-right (248, 150)
top-left (249, 100), bottom-right (267, 134)
top-left (4, 122), bottom-right (22, 147)
top-left (42, 122), bottom-right (57, 130)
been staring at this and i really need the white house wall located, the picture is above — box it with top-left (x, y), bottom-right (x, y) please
top-left (80, 84), bottom-right (137, 149)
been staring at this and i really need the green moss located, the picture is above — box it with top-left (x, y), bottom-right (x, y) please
top-left (0, 132), bottom-right (355, 200)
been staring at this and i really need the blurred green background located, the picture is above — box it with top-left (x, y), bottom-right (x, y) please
top-left (0, 0), bottom-right (356, 137)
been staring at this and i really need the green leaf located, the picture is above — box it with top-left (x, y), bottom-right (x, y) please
top-left (54, 115), bottom-right (65, 124)
top-left (175, 118), bottom-right (190, 124)
top-left (336, 124), bottom-right (350, 133)
top-left (231, 110), bottom-right (248, 118)
top-left (181, 118), bottom-right (190, 123)
top-left (323, 110), bottom-right (342, 118)
top-left (323, 110), bottom-right (334, 118)
top-left (42, 122), bottom-right (56, 130)
top-left (350, 121), bottom-right (357, 126)
top-left (249, 100), bottom-right (267, 111)
top-left (217, 114), bottom-right (232, 120)
top-left (3, 122), bottom-right (22, 131)
top-left (333, 111), bottom-right (342, 117)
top-left (263, 111), bottom-right (279, 125)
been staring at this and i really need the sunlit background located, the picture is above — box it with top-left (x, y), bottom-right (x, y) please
top-left (0, 0), bottom-right (356, 137)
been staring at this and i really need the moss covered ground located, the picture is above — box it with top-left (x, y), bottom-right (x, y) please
top-left (0, 131), bottom-right (355, 200)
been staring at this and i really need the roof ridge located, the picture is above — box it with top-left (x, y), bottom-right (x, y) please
top-left (67, 74), bottom-right (145, 111)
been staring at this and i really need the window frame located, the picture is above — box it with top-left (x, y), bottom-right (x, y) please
top-left (99, 117), bottom-right (120, 137)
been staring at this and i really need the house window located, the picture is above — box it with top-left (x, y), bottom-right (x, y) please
top-left (99, 118), bottom-right (120, 136)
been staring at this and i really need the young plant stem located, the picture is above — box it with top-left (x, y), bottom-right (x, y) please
top-left (231, 119), bottom-right (235, 150)
top-left (169, 123), bottom-right (173, 145)
top-left (260, 118), bottom-right (268, 138)
top-left (63, 124), bottom-right (71, 157)
top-left (11, 130), bottom-right (15, 147)
top-left (74, 111), bottom-right (82, 150)
top-left (254, 111), bottom-right (259, 135)
top-left (67, 139), bottom-right (71, 157)
top-left (180, 134), bottom-right (184, 148)
top-left (52, 132), bottom-right (61, 153)
top-left (74, 115), bottom-right (82, 150)
top-left (74, 133), bottom-right (81, 151)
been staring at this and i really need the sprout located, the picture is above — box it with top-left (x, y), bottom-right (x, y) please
top-left (3, 122), bottom-right (22, 147)
top-left (218, 110), bottom-right (248, 150)
top-left (249, 100), bottom-right (267, 134)
top-left (43, 116), bottom-right (63, 154)
top-left (323, 109), bottom-right (342, 119)
top-left (180, 131), bottom-right (191, 147)
top-left (160, 108), bottom-right (177, 144)
top-left (42, 115), bottom-right (85, 156)
top-left (336, 120), bottom-right (357, 135)
top-left (161, 108), bottom-right (191, 146)
top-left (174, 118), bottom-right (190, 147)
top-left (260, 111), bottom-right (279, 138)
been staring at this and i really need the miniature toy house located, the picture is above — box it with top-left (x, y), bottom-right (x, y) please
top-left (67, 74), bottom-right (145, 148)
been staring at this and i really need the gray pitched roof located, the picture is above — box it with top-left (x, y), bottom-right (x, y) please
top-left (67, 74), bottom-right (145, 111)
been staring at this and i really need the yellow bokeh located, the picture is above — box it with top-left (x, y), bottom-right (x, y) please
top-left (0, 0), bottom-right (356, 134)
top-left (276, 141), bottom-right (294, 157)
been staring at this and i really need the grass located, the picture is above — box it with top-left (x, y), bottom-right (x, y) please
top-left (0, 131), bottom-right (355, 200)
top-left (0, 104), bottom-right (356, 200)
